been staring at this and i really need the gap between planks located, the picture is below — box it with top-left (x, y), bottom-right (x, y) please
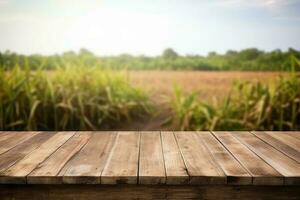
top-left (0, 131), bottom-right (299, 186)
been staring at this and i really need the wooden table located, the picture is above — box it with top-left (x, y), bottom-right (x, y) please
top-left (0, 131), bottom-right (299, 200)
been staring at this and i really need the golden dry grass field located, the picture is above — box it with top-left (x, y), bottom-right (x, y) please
top-left (127, 71), bottom-right (286, 102)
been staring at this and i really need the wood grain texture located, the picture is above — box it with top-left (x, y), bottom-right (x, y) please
top-left (0, 132), bottom-right (13, 142)
top-left (252, 131), bottom-right (300, 163)
top-left (213, 131), bottom-right (283, 185)
top-left (27, 132), bottom-right (91, 184)
top-left (233, 132), bottom-right (300, 185)
top-left (61, 132), bottom-right (117, 184)
top-left (139, 131), bottom-right (166, 184)
top-left (0, 131), bottom-right (299, 186)
top-left (0, 132), bottom-right (74, 184)
top-left (1, 185), bottom-right (299, 200)
top-left (101, 132), bottom-right (140, 184)
top-left (265, 131), bottom-right (300, 152)
top-left (197, 132), bottom-right (251, 185)
top-left (0, 133), bottom-right (53, 174)
top-left (175, 131), bottom-right (226, 184)
top-left (284, 131), bottom-right (300, 140)
top-left (0, 132), bottom-right (39, 155)
top-left (161, 132), bottom-right (189, 185)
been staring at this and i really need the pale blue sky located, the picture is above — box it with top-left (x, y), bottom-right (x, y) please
top-left (0, 0), bottom-right (300, 56)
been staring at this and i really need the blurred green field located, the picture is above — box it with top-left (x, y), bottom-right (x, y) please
top-left (0, 54), bottom-right (299, 131)
top-left (1, 48), bottom-right (300, 71)
top-left (0, 66), bottom-right (151, 131)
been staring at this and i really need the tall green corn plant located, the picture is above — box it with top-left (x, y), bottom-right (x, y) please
top-left (170, 86), bottom-right (199, 130)
top-left (170, 56), bottom-right (300, 131)
top-left (0, 64), bottom-right (152, 131)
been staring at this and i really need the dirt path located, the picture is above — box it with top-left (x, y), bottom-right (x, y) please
top-left (112, 102), bottom-right (174, 131)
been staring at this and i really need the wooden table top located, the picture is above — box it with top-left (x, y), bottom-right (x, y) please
top-left (0, 131), bottom-right (299, 185)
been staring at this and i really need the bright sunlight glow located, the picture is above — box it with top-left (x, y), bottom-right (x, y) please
top-left (0, 0), bottom-right (300, 55)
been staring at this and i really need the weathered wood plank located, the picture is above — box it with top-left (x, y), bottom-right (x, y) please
top-left (265, 131), bottom-right (300, 152)
top-left (0, 132), bottom-right (12, 142)
top-left (2, 185), bottom-right (300, 200)
top-left (197, 132), bottom-right (251, 185)
top-left (0, 133), bottom-right (53, 174)
top-left (284, 131), bottom-right (300, 140)
top-left (252, 131), bottom-right (300, 163)
top-left (213, 131), bottom-right (283, 185)
top-left (101, 132), bottom-right (140, 184)
top-left (27, 132), bottom-right (91, 184)
top-left (233, 131), bottom-right (300, 185)
top-left (139, 131), bottom-right (166, 184)
top-left (0, 131), bottom-right (299, 186)
top-left (175, 131), bottom-right (225, 184)
top-left (161, 132), bottom-right (189, 185)
top-left (0, 132), bottom-right (39, 155)
top-left (0, 132), bottom-right (74, 184)
top-left (61, 132), bottom-right (117, 184)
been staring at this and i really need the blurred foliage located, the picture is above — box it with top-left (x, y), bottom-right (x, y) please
top-left (1, 47), bottom-right (300, 131)
top-left (170, 56), bottom-right (300, 130)
top-left (0, 65), bottom-right (152, 131)
top-left (1, 47), bottom-right (300, 71)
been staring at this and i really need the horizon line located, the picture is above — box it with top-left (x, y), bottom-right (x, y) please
top-left (1, 46), bottom-right (300, 57)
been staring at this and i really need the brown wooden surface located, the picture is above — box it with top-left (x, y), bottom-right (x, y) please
top-left (139, 131), bottom-right (166, 184)
top-left (234, 132), bottom-right (300, 185)
top-left (101, 131), bottom-right (140, 184)
top-left (0, 133), bottom-right (52, 173)
top-left (61, 132), bottom-right (116, 184)
top-left (27, 132), bottom-right (91, 184)
top-left (161, 132), bottom-right (189, 185)
top-left (264, 131), bottom-right (300, 151)
top-left (284, 131), bottom-right (300, 140)
top-left (0, 132), bottom-right (39, 155)
top-left (252, 131), bottom-right (300, 163)
top-left (212, 131), bottom-right (284, 185)
top-left (0, 132), bottom-right (74, 184)
top-left (1, 185), bottom-right (300, 200)
top-left (175, 131), bottom-right (226, 184)
top-left (197, 132), bottom-right (251, 185)
top-left (0, 131), bottom-right (300, 186)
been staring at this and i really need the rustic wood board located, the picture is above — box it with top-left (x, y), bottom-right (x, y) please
top-left (61, 132), bottom-right (117, 184)
top-left (233, 131), bottom-right (300, 185)
top-left (212, 131), bottom-right (283, 185)
top-left (101, 132), bottom-right (140, 184)
top-left (1, 185), bottom-right (300, 200)
top-left (283, 131), bottom-right (300, 140)
top-left (175, 131), bottom-right (226, 184)
top-left (161, 132), bottom-right (189, 185)
top-left (0, 132), bottom-right (17, 142)
top-left (197, 132), bottom-right (251, 185)
top-left (139, 131), bottom-right (166, 184)
top-left (252, 131), bottom-right (300, 163)
top-left (27, 132), bottom-right (91, 184)
top-left (0, 132), bottom-right (75, 184)
top-left (0, 131), bottom-right (299, 186)
top-left (0, 132), bottom-right (39, 155)
top-left (0, 133), bottom-right (53, 174)
top-left (264, 131), bottom-right (300, 152)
